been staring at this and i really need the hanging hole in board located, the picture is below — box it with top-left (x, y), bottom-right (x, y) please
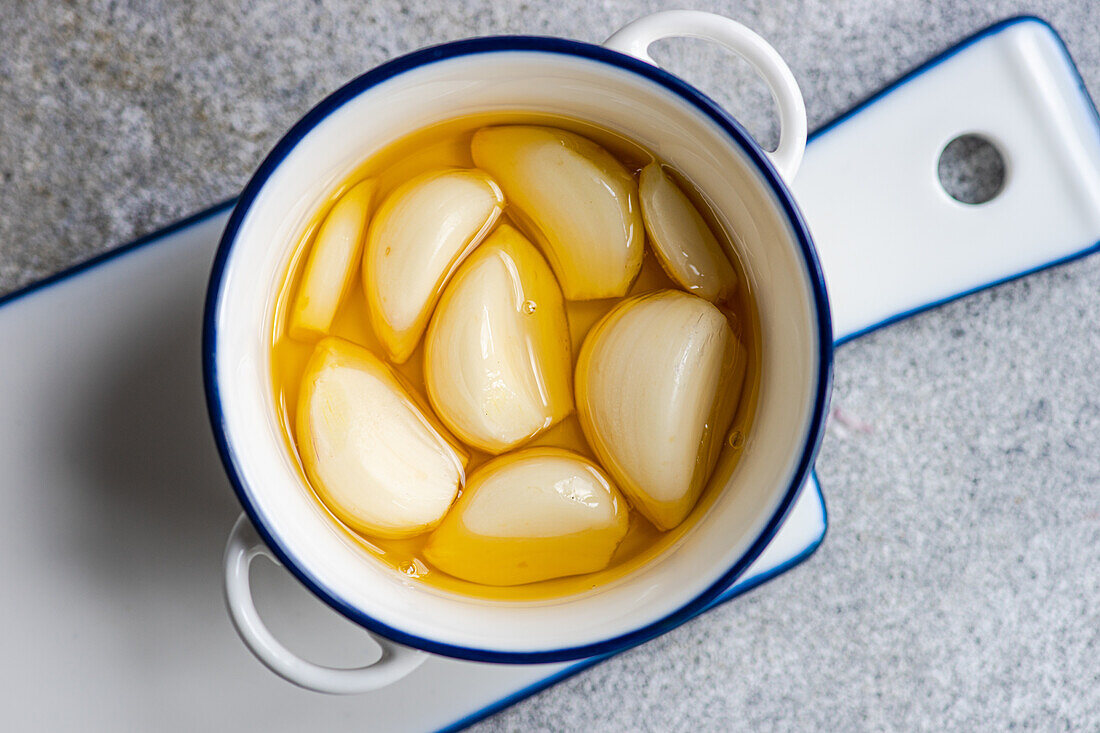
top-left (937, 134), bottom-right (1006, 205)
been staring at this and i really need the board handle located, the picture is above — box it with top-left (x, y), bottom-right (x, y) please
top-left (605, 10), bottom-right (807, 181)
top-left (792, 18), bottom-right (1100, 343)
top-left (223, 515), bottom-right (427, 693)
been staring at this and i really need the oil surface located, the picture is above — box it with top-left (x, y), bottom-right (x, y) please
top-left (270, 112), bottom-right (762, 601)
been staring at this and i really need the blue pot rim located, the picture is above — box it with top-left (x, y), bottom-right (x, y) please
top-left (202, 34), bottom-right (834, 664)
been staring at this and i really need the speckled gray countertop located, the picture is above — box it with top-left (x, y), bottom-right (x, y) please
top-left (2, 1), bottom-right (1098, 730)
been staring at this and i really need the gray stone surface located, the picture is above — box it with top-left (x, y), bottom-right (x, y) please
top-left (2, 0), bottom-right (1098, 730)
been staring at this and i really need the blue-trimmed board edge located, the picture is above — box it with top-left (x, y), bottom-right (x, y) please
top-left (0, 12), bottom-right (1094, 732)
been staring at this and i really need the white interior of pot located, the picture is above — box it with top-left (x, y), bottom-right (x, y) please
top-left (211, 49), bottom-right (822, 654)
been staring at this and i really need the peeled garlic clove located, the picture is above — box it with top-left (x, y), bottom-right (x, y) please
top-left (424, 224), bottom-right (573, 454)
top-left (296, 337), bottom-right (466, 539)
top-left (575, 290), bottom-right (745, 530)
top-left (363, 169), bottom-right (504, 363)
top-left (290, 178), bottom-right (377, 339)
top-left (424, 448), bottom-right (629, 585)
top-left (471, 126), bottom-right (643, 300)
top-left (638, 163), bottom-right (737, 303)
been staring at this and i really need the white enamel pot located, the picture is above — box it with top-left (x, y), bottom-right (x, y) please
top-left (204, 10), bottom-right (831, 693)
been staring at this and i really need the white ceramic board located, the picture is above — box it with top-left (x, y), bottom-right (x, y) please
top-left (1, 16), bottom-right (1097, 732)
top-left (0, 202), bottom-right (824, 732)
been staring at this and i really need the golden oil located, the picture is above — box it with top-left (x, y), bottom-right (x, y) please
top-left (270, 111), bottom-right (762, 601)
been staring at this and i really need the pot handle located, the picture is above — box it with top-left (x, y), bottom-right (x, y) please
top-left (604, 10), bottom-right (807, 181)
top-left (223, 514), bottom-right (427, 694)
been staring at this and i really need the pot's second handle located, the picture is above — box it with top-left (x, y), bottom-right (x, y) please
top-left (605, 10), bottom-right (807, 182)
top-left (792, 18), bottom-right (1100, 343)
top-left (224, 514), bottom-right (427, 694)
